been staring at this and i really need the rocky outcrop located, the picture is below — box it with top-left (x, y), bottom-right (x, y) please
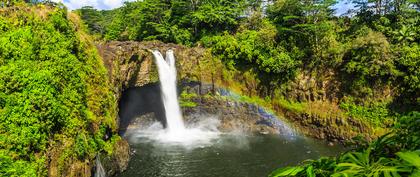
top-left (123, 94), bottom-right (292, 135)
top-left (183, 96), bottom-right (293, 135)
top-left (282, 109), bottom-right (374, 142)
top-left (284, 70), bottom-right (342, 102)
top-left (97, 139), bottom-right (130, 176)
top-left (120, 82), bottom-right (290, 135)
top-left (283, 69), bottom-right (393, 103)
top-left (181, 83), bottom-right (295, 135)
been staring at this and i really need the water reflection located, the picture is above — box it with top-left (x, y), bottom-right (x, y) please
top-left (118, 131), bottom-right (343, 177)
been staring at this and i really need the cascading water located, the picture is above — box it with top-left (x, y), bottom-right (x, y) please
top-left (153, 50), bottom-right (185, 134)
top-left (152, 50), bottom-right (186, 133)
top-left (140, 50), bottom-right (220, 145)
top-left (94, 154), bottom-right (105, 177)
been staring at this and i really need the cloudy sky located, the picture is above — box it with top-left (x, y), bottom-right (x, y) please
top-left (51, 0), bottom-right (135, 10)
top-left (334, 0), bottom-right (355, 16)
top-left (52, 0), bottom-right (354, 16)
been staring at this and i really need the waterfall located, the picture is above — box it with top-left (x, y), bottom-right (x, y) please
top-left (152, 50), bottom-right (186, 133)
top-left (148, 50), bottom-right (219, 145)
top-left (95, 154), bottom-right (105, 177)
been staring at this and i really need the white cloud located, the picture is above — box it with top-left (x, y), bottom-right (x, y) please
top-left (63, 0), bottom-right (99, 10)
top-left (61, 0), bottom-right (136, 10)
top-left (333, 1), bottom-right (356, 16)
top-left (103, 0), bottom-right (124, 9)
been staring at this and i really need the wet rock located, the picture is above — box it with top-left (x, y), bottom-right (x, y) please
top-left (98, 139), bottom-right (130, 177)
top-left (181, 94), bottom-right (290, 135)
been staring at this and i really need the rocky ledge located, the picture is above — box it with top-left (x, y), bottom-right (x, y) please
top-left (122, 82), bottom-right (295, 136)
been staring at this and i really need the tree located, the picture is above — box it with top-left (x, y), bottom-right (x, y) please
top-left (103, 0), bottom-right (247, 44)
top-left (76, 6), bottom-right (104, 34)
top-left (341, 28), bottom-right (397, 97)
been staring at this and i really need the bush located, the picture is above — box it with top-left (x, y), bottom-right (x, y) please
top-left (0, 5), bottom-right (117, 175)
top-left (202, 28), bottom-right (300, 82)
top-left (339, 102), bottom-right (394, 127)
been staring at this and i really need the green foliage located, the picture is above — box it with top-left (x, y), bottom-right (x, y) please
top-left (270, 157), bottom-right (338, 177)
top-left (395, 43), bottom-right (420, 103)
top-left (270, 112), bottom-right (420, 177)
top-left (396, 151), bottom-right (420, 174)
top-left (74, 6), bottom-right (116, 37)
top-left (179, 91), bottom-right (198, 108)
top-left (98, 0), bottom-right (246, 44)
top-left (269, 166), bottom-right (305, 177)
top-left (274, 98), bottom-right (306, 113)
top-left (333, 149), bottom-right (411, 176)
top-left (202, 26), bottom-right (300, 82)
top-left (0, 5), bottom-right (117, 176)
top-left (340, 101), bottom-right (394, 127)
top-left (341, 28), bottom-right (398, 98)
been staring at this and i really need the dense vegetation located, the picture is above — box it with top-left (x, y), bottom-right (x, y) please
top-left (78, 0), bottom-right (419, 105)
top-left (270, 111), bottom-right (420, 176)
top-left (0, 3), bottom-right (118, 176)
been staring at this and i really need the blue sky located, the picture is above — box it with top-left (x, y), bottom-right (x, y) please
top-left (334, 0), bottom-right (355, 16)
top-left (56, 0), bottom-right (354, 15)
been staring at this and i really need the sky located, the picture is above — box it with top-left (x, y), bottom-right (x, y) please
top-left (333, 0), bottom-right (356, 16)
top-left (53, 0), bottom-right (355, 16)
top-left (51, 0), bottom-right (134, 10)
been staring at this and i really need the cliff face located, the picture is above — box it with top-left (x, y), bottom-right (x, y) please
top-left (99, 41), bottom-right (286, 136)
top-left (97, 41), bottom-right (229, 131)
top-left (97, 41), bottom-right (217, 100)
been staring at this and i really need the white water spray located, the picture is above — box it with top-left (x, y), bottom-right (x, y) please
top-left (145, 50), bottom-right (219, 145)
top-left (152, 50), bottom-right (185, 133)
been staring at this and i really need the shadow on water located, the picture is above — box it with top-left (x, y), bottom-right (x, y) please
top-left (118, 83), bottom-right (167, 135)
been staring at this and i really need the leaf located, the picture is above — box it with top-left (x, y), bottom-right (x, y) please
top-left (269, 166), bottom-right (305, 177)
top-left (306, 165), bottom-right (315, 177)
top-left (410, 170), bottom-right (420, 177)
top-left (397, 151), bottom-right (420, 168)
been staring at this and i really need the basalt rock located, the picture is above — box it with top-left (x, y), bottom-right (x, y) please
top-left (182, 96), bottom-right (287, 135)
top-left (278, 106), bottom-right (375, 143)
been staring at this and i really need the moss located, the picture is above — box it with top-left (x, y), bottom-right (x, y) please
top-left (274, 98), bottom-right (306, 113)
top-left (148, 55), bottom-right (160, 83)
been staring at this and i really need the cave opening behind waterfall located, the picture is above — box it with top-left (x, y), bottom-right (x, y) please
top-left (118, 83), bottom-right (167, 135)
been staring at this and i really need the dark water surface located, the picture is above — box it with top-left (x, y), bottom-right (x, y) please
top-left (117, 133), bottom-right (344, 177)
